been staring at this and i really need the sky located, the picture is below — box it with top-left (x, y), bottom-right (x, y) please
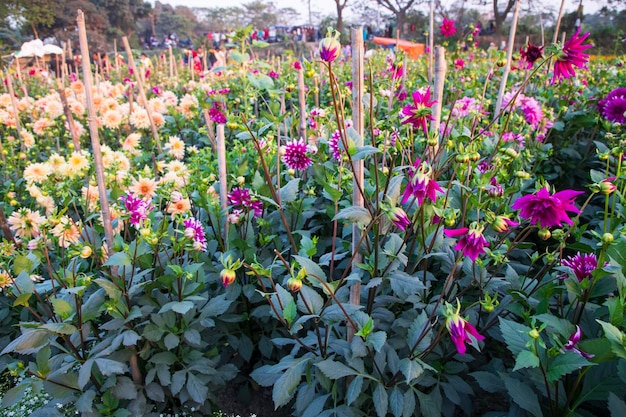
top-left (149, 0), bottom-right (605, 26)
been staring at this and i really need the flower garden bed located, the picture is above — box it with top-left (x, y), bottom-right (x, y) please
top-left (0, 20), bottom-right (625, 417)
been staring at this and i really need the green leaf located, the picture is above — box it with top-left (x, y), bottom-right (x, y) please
top-left (293, 255), bottom-right (328, 284)
top-left (95, 278), bottom-right (122, 299)
top-left (389, 387), bottom-right (404, 417)
top-left (389, 271), bottom-right (426, 298)
top-left (13, 271), bottom-right (34, 294)
top-left (1, 329), bottom-right (49, 355)
top-left (316, 359), bottom-right (358, 379)
top-left (186, 373), bottom-right (208, 404)
top-left (608, 392), bottom-right (626, 417)
top-left (373, 383), bottom-right (388, 417)
top-left (499, 317), bottom-right (532, 356)
top-left (13, 292), bottom-right (32, 307)
top-left (346, 375), bottom-right (362, 406)
top-left (51, 298), bottom-right (73, 319)
top-left (95, 358), bottom-right (127, 376)
top-left (470, 371), bottom-right (505, 393)
top-left (231, 51), bottom-right (250, 63)
top-left (402, 390), bottom-right (416, 417)
top-left (103, 252), bottom-right (132, 267)
top-left (598, 320), bottom-right (626, 359)
top-left (399, 358), bottom-right (423, 382)
top-left (164, 333), bottom-right (180, 350)
top-left (408, 312), bottom-right (432, 353)
top-left (283, 299), bottom-right (296, 326)
top-left (513, 350), bottom-right (540, 372)
top-left (367, 331), bottom-right (387, 352)
top-left (40, 323), bottom-right (77, 335)
top-left (415, 388), bottom-right (442, 417)
top-left (0, 384), bottom-right (28, 408)
top-left (333, 206), bottom-right (372, 226)
top-left (273, 358), bottom-right (308, 408)
top-left (355, 317), bottom-right (373, 338)
top-left (280, 178), bottom-right (300, 203)
top-left (352, 145), bottom-right (381, 161)
top-left (171, 301), bottom-right (195, 315)
top-left (296, 285), bottom-right (323, 314)
top-left (547, 352), bottom-right (595, 382)
top-left (502, 375), bottom-right (542, 417)
top-left (12, 254), bottom-right (33, 275)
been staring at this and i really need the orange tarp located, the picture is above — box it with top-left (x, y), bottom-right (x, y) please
top-left (373, 36), bottom-right (425, 60)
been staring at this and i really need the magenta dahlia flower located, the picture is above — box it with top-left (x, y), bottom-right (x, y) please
top-left (319, 35), bottom-right (341, 63)
top-left (443, 301), bottom-right (485, 355)
top-left (121, 193), bottom-right (152, 228)
top-left (184, 217), bottom-right (207, 252)
top-left (598, 88), bottom-right (626, 124)
top-left (561, 252), bottom-right (599, 282)
top-left (511, 187), bottom-right (583, 228)
top-left (563, 325), bottom-right (594, 359)
top-left (282, 138), bottom-right (312, 170)
top-left (209, 107), bottom-right (227, 124)
top-left (228, 187), bottom-right (263, 218)
top-left (440, 17), bottom-right (457, 38)
top-left (328, 130), bottom-right (343, 160)
top-left (401, 88), bottom-right (436, 135)
top-left (519, 42), bottom-right (544, 69)
top-left (401, 158), bottom-right (443, 205)
top-left (552, 28), bottom-right (592, 84)
top-left (444, 226), bottom-right (489, 262)
top-left (520, 96), bottom-right (544, 127)
top-left (387, 206), bottom-right (411, 231)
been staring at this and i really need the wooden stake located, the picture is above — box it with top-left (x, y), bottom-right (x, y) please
top-left (76, 9), bottom-right (115, 252)
top-left (348, 26), bottom-right (365, 342)
top-left (57, 80), bottom-right (81, 151)
top-left (122, 36), bottom-right (162, 153)
top-left (494, 0), bottom-right (521, 117)
top-left (297, 68), bottom-right (307, 139)
top-left (5, 68), bottom-right (24, 151)
top-left (428, 0), bottom-right (435, 83)
top-left (428, 46), bottom-right (447, 160)
top-left (216, 124), bottom-right (229, 240)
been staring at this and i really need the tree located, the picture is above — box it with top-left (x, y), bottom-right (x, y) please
top-left (372, 0), bottom-right (425, 37)
top-left (333, 0), bottom-right (349, 36)
top-left (491, 0), bottom-right (516, 40)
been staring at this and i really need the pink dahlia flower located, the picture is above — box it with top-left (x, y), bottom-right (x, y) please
top-left (401, 88), bottom-right (436, 135)
top-left (511, 187), bottom-right (583, 228)
top-left (598, 88), bottom-right (626, 124)
top-left (552, 28), bottom-right (592, 83)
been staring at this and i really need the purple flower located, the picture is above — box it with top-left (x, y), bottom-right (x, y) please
top-left (553, 28), bottom-right (592, 84)
top-left (598, 88), bottom-right (626, 124)
top-left (388, 206), bottom-right (411, 231)
top-left (120, 193), bottom-right (152, 228)
top-left (519, 42), bottom-right (544, 69)
top-left (401, 88), bottom-right (436, 135)
top-left (561, 252), bottom-right (599, 281)
top-left (268, 70), bottom-right (280, 79)
top-left (184, 217), bottom-right (207, 252)
top-left (401, 158), bottom-right (443, 205)
top-left (319, 36), bottom-right (341, 63)
top-left (440, 17), bottom-right (457, 38)
top-left (520, 96), bottom-right (543, 127)
top-left (328, 130), bottom-right (343, 160)
top-left (293, 61), bottom-right (302, 70)
top-left (452, 96), bottom-right (482, 118)
top-left (282, 138), bottom-right (312, 170)
top-left (443, 301), bottom-right (485, 355)
top-left (563, 325), bottom-right (594, 359)
top-left (444, 226), bottom-right (489, 262)
top-left (228, 187), bottom-right (263, 218)
top-left (487, 177), bottom-right (504, 198)
top-left (209, 107), bottom-right (227, 124)
top-left (511, 187), bottom-right (583, 228)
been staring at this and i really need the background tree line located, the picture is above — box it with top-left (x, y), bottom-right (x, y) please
top-left (0, 0), bottom-right (624, 57)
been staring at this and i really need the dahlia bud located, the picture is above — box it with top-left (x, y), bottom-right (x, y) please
top-left (80, 246), bottom-right (93, 259)
top-left (538, 228), bottom-right (551, 240)
top-left (319, 31), bottom-right (341, 63)
top-left (528, 328), bottom-right (540, 339)
top-left (599, 179), bottom-right (617, 195)
top-left (220, 268), bottom-right (236, 287)
top-left (286, 277), bottom-right (303, 292)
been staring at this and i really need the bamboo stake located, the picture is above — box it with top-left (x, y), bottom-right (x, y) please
top-left (5, 67), bottom-right (24, 152)
top-left (169, 45), bottom-right (174, 80)
top-left (297, 67), bottom-right (307, 139)
top-left (114, 39), bottom-right (119, 74)
top-left (216, 124), bottom-right (229, 241)
top-left (57, 80), bottom-right (81, 151)
top-left (494, 0), bottom-right (521, 117)
top-left (429, 46), bottom-right (447, 160)
top-left (76, 9), bottom-right (115, 253)
top-left (122, 36), bottom-right (162, 153)
top-left (348, 26), bottom-right (365, 343)
top-left (428, 0), bottom-right (435, 83)
top-left (553, 0), bottom-right (566, 45)
top-left (313, 75), bottom-right (319, 108)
